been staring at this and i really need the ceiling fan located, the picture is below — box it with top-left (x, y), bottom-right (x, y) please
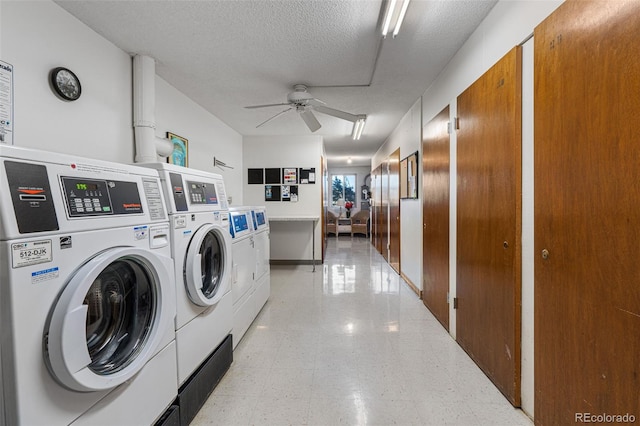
top-left (245, 84), bottom-right (365, 133)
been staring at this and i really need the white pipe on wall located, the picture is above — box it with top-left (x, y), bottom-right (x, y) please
top-left (133, 54), bottom-right (173, 162)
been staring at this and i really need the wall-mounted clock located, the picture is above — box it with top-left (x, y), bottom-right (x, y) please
top-left (49, 67), bottom-right (82, 101)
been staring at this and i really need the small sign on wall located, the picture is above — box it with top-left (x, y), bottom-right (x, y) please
top-left (0, 61), bottom-right (15, 145)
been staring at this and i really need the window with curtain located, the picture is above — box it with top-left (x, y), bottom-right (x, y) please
top-left (331, 174), bottom-right (356, 206)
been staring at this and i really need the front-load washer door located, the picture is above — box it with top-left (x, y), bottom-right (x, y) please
top-left (184, 223), bottom-right (232, 307)
top-left (45, 247), bottom-right (172, 392)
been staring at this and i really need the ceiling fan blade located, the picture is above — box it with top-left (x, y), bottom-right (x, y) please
top-left (312, 105), bottom-right (359, 123)
top-left (245, 102), bottom-right (291, 109)
top-left (256, 108), bottom-right (292, 128)
top-left (307, 98), bottom-right (326, 106)
top-left (300, 110), bottom-right (321, 132)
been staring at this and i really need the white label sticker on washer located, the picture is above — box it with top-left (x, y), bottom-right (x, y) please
top-left (174, 215), bottom-right (187, 229)
top-left (12, 240), bottom-right (52, 268)
top-left (134, 225), bottom-right (148, 240)
top-left (31, 267), bottom-right (59, 284)
top-left (142, 178), bottom-right (166, 221)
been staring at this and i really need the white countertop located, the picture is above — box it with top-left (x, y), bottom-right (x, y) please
top-left (269, 216), bottom-right (320, 222)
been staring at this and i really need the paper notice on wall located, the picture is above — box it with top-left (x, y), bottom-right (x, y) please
top-left (0, 61), bottom-right (14, 145)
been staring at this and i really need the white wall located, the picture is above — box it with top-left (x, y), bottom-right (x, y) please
top-left (1, 0), bottom-right (133, 162)
top-left (1, 0), bottom-right (244, 204)
top-left (155, 78), bottom-right (243, 204)
top-left (243, 135), bottom-right (323, 262)
top-left (372, 99), bottom-right (422, 291)
top-left (521, 36), bottom-right (535, 417)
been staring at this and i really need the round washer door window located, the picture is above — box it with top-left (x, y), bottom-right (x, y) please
top-left (45, 247), bottom-right (172, 392)
top-left (184, 223), bottom-right (232, 307)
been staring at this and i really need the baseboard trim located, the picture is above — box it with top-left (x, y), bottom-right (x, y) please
top-left (270, 260), bottom-right (316, 266)
top-left (401, 272), bottom-right (420, 298)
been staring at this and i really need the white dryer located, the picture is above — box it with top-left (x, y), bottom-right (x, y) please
top-left (0, 146), bottom-right (177, 425)
top-left (228, 207), bottom-right (256, 349)
top-left (139, 163), bottom-right (233, 424)
top-left (251, 206), bottom-right (271, 315)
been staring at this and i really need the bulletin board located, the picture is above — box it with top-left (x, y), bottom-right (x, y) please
top-left (248, 168), bottom-right (264, 184)
top-left (401, 151), bottom-right (418, 199)
top-left (264, 185), bottom-right (281, 201)
top-left (265, 168), bottom-right (281, 184)
top-left (299, 168), bottom-right (316, 184)
top-left (400, 158), bottom-right (408, 198)
top-left (249, 165), bottom-right (314, 203)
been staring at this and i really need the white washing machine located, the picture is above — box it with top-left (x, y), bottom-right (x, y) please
top-left (139, 164), bottom-right (233, 388)
top-left (251, 206), bottom-right (271, 316)
top-left (228, 207), bottom-right (256, 349)
top-left (0, 146), bottom-right (177, 426)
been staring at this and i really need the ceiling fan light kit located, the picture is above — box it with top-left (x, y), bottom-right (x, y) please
top-left (245, 84), bottom-right (367, 135)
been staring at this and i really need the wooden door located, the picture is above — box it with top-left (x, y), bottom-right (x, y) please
top-left (534, 2), bottom-right (640, 424)
top-left (456, 46), bottom-right (522, 406)
top-left (321, 156), bottom-right (326, 261)
top-left (380, 160), bottom-right (389, 261)
top-left (388, 149), bottom-right (401, 273)
top-left (371, 167), bottom-right (378, 250)
top-left (422, 106), bottom-right (450, 330)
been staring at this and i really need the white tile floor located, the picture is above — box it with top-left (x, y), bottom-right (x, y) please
top-left (192, 236), bottom-right (533, 425)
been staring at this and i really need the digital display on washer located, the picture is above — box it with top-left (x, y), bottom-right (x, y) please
top-left (232, 213), bottom-right (249, 233)
top-left (61, 177), bottom-right (143, 217)
top-left (186, 181), bottom-right (218, 205)
top-left (255, 211), bottom-right (266, 226)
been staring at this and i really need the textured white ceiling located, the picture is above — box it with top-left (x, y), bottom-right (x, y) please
top-left (55, 0), bottom-right (497, 167)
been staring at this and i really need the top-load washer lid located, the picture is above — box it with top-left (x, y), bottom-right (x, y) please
top-left (44, 247), bottom-right (172, 392)
top-left (184, 223), bottom-right (232, 306)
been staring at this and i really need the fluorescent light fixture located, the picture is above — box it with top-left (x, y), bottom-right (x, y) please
top-left (381, 0), bottom-right (411, 38)
top-left (347, 157), bottom-right (352, 164)
top-left (351, 115), bottom-right (366, 140)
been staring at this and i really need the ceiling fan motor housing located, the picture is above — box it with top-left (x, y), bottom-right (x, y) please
top-left (287, 87), bottom-right (314, 105)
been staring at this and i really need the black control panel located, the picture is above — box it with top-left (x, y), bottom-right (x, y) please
top-left (61, 177), bottom-right (143, 217)
top-left (5, 161), bottom-right (59, 234)
top-left (186, 180), bottom-right (218, 205)
top-left (169, 172), bottom-right (188, 212)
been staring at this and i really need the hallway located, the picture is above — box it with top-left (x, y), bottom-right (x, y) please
top-left (192, 237), bottom-right (532, 425)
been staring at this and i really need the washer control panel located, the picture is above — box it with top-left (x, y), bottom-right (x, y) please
top-left (186, 180), bottom-right (218, 205)
top-left (61, 177), bottom-right (143, 217)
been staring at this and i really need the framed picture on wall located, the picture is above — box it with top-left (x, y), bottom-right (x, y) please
top-left (407, 151), bottom-right (418, 199)
top-left (167, 132), bottom-right (189, 167)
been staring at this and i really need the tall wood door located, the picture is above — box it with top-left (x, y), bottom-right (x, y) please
top-left (534, 2), bottom-right (640, 424)
top-left (374, 165), bottom-right (383, 254)
top-left (457, 46), bottom-right (522, 406)
top-left (388, 149), bottom-right (401, 273)
top-left (370, 168), bottom-right (377, 249)
top-left (380, 160), bottom-right (389, 261)
top-left (422, 106), bottom-right (450, 330)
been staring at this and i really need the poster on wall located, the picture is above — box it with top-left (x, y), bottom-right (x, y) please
top-left (264, 185), bottom-right (281, 201)
top-left (0, 61), bottom-right (14, 145)
top-left (281, 185), bottom-right (299, 202)
top-left (265, 168), bottom-right (281, 184)
top-left (283, 167), bottom-right (298, 184)
top-left (248, 168), bottom-right (264, 184)
top-left (299, 167), bottom-right (315, 184)
top-left (167, 132), bottom-right (189, 167)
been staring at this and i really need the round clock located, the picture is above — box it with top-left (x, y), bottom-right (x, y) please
top-left (50, 67), bottom-right (82, 101)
